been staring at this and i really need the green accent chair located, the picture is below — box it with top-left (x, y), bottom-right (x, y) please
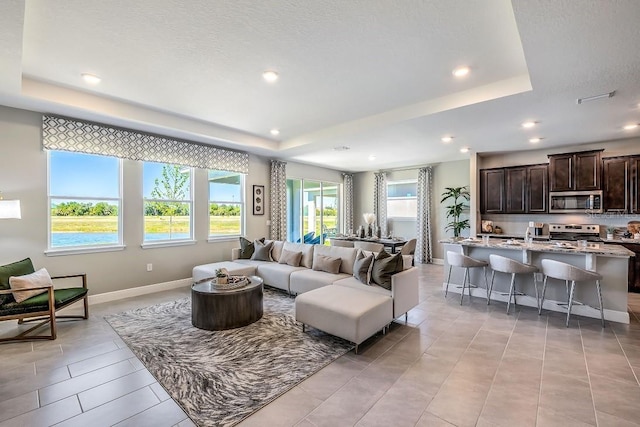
top-left (0, 258), bottom-right (88, 343)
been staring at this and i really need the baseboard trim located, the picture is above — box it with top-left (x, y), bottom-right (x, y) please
top-left (431, 258), bottom-right (444, 265)
top-left (88, 278), bottom-right (192, 305)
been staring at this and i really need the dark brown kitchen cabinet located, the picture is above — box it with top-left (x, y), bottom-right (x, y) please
top-left (548, 150), bottom-right (602, 191)
top-left (480, 164), bottom-right (548, 214)
top-left (633, 157), bottom-right (640, 214)
top-left (603, 156), bottom-right (630, 212)
top-left (527, 164), bottom-right (548, 213)
top-left (480, 169), bottom-right (505, 213)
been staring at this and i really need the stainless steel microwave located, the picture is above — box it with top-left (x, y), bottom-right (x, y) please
top-left (549, 190), bottom-right (603, 214)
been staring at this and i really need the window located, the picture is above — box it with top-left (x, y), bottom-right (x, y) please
top-left (287, 179), bottom-right (340, 245)
top-left (48, 151), bottom-right (122, 250)
top-left (387, 180), bottom-right (417, 218)
top-left (143, 162), bottom-right (192, 242)
top-left (209, 170), bottom-right (244, 238)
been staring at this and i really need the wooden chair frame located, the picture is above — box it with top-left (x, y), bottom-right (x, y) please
top-left (0, 273), bottom-right (88, 343)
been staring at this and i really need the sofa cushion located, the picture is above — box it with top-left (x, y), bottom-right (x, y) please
top-left (251, 240), bottom-right (274, 261)
top-left (371, 252), bottom-right (404, 290)
top-left (266, 240), bottom-right (285, 262)
top-left (333, 277), bottom-right (391, 297)
top-left (0, 258), bottom-right (35, 306)
top-left (255, 263), bottom-right (306, 292)
top-left (279, 249), bottom-right (302, 267)
top-left (290, 269), bottom-right (350, 295)
top-left (239, 237), bottom-right (264, 259)
top-left (352, 252), bottom-right (374, 284)
top-left (313, 245), bottom-right (358, 275)
top-left (9, 268), bottom-right (53, 303)
top-left (192, 261), bottom-right (257, 282)
top-left (0, 287), bottom-right (88, 317)
top-left (313, 254), bottom-right (341, 274)
top-left (282, 242), bottom-right (315, 268)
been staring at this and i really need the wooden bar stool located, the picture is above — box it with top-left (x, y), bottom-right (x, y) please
top-left (445, 251), bottom-right (489, 305)
top-left (539, 259), bottom-right (605, 327)
top-left (489, 254), bottom-right (538, 314)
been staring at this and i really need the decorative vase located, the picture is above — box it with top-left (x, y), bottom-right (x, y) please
top-left (367, 224), bottom-right (373, 237)
top-left (606, 233), bottom-right (614, 240)
top-left (217, 276), bottom-right (228, 284)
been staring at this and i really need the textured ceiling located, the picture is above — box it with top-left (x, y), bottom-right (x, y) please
top-left (1, 0), bottom-right (639, 171)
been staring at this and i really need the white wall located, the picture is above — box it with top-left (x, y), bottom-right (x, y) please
top-left (0, 106), bottom-right (337, 296)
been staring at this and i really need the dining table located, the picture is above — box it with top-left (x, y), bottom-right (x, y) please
top-left (331, 236), bottom-right (408, 253)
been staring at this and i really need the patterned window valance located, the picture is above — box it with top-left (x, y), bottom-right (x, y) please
top-left (42, 115), bottom-right (249, 174)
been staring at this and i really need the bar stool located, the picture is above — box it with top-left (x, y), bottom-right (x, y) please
top-left (489, 255), bottom-right (539, 314)
top-left (445, 251), bottom-right (489, 304)
top-left (539, 259), bottom-right (605, 328)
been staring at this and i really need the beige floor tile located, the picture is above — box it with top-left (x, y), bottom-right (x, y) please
top-left (238, 386), bottom-right (323, 427)
top-left (298, 355), bottom-right (369, 400)
top-left (426, 374), bottom-right (492, 427)
top-left (113, 399), bottom-right (188, 427)
top-left (543, 344), bottom-right (589, 381)
top-left (0, 395), bottom-right (81, 427)
top-left (356, 381), bottom-right (432, 427)
top-left (589, 373), bottom-right (640, 424)
top-left (414, 410), bottom-right (456, 426)
top-left (68, 346), bottom-right (135, 377)
top-left (539, 372), bottom-right (596, 425)
top-left (0, 391), bottom-right (39, 423)
top-left (584, 351), bottom-right (638, 385)
top-left (77, 369), bottom-right (156, 411)
top-left (150, 382), bottom-right (172, 402)
top-left (536, 406), bottom-right (595, 426)
top-left (0, 365), bottom-right (70, 402)
top-left (596, 410), bottom-right (640, 426)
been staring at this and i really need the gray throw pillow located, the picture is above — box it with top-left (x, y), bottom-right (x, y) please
top-left (279, 249), bottom-right (303, 267)
top-left (251, 240), bottom-right (273, 261)
top-left (353, 251), bottom-right (374, 284)
top-left (239, 237), bottom-right (264, 259)
top-left (312, 254), bottom-right (342, 274)
top-left (370, 252), bottom-right (403, 290)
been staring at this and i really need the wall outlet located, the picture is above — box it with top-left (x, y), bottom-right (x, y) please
top-left (266, 219), bottom-right (271, 226)
top-left (146, 263), bottom-right (153, 272)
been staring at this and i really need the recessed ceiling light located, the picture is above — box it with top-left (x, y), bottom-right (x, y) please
top-left (262, 70), bottom-right (279, 82)
top-left (368, 155), bottom-right (376, 161)
top-left (529, 137), bottom-right (543, 143)
top-left (81, 73), bottom-right (101, 84)
top-left (270, 128), bottom-right (280, 136)
top-left (521, 121), bottom-right (537, 128)
top-left (333, 146), bottom-right (350, 151)
top-left (441, 136), bottom-right (453, 143)
top-left (452, 66), bottom-right (470, 77)
top-left (623, 124), bottom-right (638, 130)
top-left (459, 147), bottom-right (470, 153)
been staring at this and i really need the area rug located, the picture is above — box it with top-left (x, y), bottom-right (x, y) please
top-left (105, 288), bottom-right (353, 427)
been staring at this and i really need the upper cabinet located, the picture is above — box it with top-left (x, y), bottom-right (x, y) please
top-left (548, 150), bottom-right (602, 191)
top-left (633, 157), bottom-right (640, 214)
top-left (480, 164), bottom-right (548, 214)
top-left (603, 156), bottom-right (630, 212)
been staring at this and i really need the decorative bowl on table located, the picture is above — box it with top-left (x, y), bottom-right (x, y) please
top-left (213, 275), bottom-right (249, 290)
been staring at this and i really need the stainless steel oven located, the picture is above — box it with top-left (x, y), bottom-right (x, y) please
top-left (549, 190), bottom-right (603, 214)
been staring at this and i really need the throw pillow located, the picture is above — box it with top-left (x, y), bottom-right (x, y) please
top-left (278, 249), bottom-right (303, 267)
top-left (9, 268), bottom-right (53, 303)
top-left (352, 251), bottom-right (374, 284)
top-left (371, 252), bottom-right (403, 290)
top-left (0, 258), bottom-right (35, 305)
top-left (251, 239), bottom-right (274, 261)
top-left (312, 254), bottom-right (342, 274)
top-left (239, 237), bottom-right (264, 259)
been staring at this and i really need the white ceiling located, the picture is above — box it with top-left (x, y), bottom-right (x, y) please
top-left (1, 0), bottom-right (639, 172)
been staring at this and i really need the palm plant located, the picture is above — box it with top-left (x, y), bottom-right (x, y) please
top-left (441, 186), bottom-right (470, 238)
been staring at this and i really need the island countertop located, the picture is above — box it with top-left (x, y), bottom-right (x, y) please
top-left (439, 238), bottom-right (634, 258)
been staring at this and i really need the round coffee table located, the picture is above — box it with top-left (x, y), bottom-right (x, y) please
top-left (191, 276), bottom-right (264, 331)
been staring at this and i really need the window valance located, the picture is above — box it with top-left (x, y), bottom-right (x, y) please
top-left (42, 115), bottom-right (249, 174)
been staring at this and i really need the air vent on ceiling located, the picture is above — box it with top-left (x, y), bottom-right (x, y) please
top-left (577, 91), bottom-right (615, 104)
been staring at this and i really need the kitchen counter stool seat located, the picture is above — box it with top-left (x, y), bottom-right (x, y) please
top-left (445, 251), bottom-right (489, 305)
top-left (489, 255), bottom-right (538, 314)
top-left (539, 259), bottom-right (604, 327)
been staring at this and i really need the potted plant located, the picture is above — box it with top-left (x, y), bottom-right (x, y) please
top-left (606, 226), bottom-right (616, 240)
top-left (441, 186), bottom-right (470, 239)
top-left (215, 268), bottom-right (229, 284)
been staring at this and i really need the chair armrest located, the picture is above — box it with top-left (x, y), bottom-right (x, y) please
top-left (51, 273), bottom-right (87, 289)
top-left (390, 267), bottom-right (419, 318)
top-left (0, 285), bottom-right (53, 295)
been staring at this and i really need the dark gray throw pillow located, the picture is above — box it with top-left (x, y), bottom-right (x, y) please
top-left (353, 251), bottom-right (374, 284)
top-left (251, 239), bottom-right (273, 261)
top-left (312, 254), bottom-right (342, 274)
top-left (239, 237), bottom-right (264, 259)
top-left (371, 252), bottom-right (403, 290)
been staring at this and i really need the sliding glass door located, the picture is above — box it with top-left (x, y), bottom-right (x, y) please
top-left (287, 179), bottom-right (340, 245)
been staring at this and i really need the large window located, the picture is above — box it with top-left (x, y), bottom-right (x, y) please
top-left (48, 151), bottom-right (122, 249)
top-left (209, 170), bottom-right (244, 238)
top-left (387, 180), bottom-right (417, 218)
top-left (287, 179), bottom-right (340, 245)
top-left (143, 162), bottom-right (192, 242)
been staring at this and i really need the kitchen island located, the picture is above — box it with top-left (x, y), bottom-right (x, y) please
top-left (441, 238), bottom-right (634, 323)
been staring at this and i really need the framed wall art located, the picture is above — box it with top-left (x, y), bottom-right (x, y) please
top-left (253, 185), bottom-right (265, 215)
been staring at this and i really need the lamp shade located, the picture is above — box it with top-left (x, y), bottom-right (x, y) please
top-left (0, 200), bottom-right (21, 219)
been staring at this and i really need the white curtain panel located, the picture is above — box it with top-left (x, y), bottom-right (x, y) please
top-left (342, 173), bottom-right (354, 234)
top-left (269, 160), bottom-right (287, 241)
top-left (373, 172), bottom-right (388, 237)
top-left (415, 166), bottom-right (433, 264)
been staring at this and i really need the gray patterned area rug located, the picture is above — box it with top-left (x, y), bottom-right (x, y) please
top-left (105, 288), bottom-right (353, 427)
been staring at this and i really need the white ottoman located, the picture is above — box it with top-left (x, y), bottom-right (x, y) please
top-left (192, 261), bottom-right (256, 282)
top-left (295, 285), bottom-right (393, 353)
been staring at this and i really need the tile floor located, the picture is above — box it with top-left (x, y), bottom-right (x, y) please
top-left (1, 264), bottom-right (640, 426)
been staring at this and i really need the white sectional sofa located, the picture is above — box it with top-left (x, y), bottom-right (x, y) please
top-left (191, 239), bottom-right (419, 350)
